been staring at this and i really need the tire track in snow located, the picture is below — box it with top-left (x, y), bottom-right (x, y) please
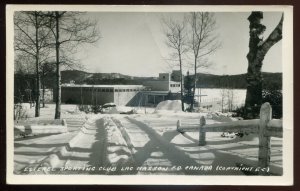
top-left (59, 117), bottom-right (108, 174)
top-left (62, 119), bottom-right (98, 171)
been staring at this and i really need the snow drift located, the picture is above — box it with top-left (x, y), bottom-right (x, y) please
top-left (154, 100), bottom-right (183, 113)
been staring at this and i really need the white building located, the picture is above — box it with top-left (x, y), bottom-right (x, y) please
top-left (143, 73), bottom-right (181, 93)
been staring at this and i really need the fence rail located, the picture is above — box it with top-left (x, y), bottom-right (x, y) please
top-left (176, 102), bottom-right (283, 172)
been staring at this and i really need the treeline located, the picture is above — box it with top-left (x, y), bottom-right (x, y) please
top-left (15, 72), bottom-right (56, 103)
top-left (196, 72), bottom-right (282, 89)
top-left (60, 70), bottom-right (282, 90)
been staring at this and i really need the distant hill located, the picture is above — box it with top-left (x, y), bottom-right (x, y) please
top-left (61, 70), bottom-right (133, 84)
top-left (61, 70), bottom-right (90, 84)
top-left (60, 70), bottom-right (282, 90)
top-left (61, 70), bottom-right (157, 85)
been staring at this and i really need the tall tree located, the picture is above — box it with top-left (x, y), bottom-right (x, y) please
top-left (245, 12), bottom-right (283, 112)
top-left (188, 12), bottom-right (220, 111)
top-left (162, 16), bottom-right (188, 111)
top-left (46, 12), bottom-right (100, 119)
top-left (14, 11), bottom-right (53, 117)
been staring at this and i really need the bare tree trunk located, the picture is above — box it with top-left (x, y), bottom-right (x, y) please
top-left (191, 57), bottom-right (197, 110)
top-left (245, 12), bottom-right (264, 109)
top-left (245, 12), bottom-right (283, 113)
top-left (54, 11), bottom-right (61, 119)
top-left (42, 66), bottom-right (45, 108)
top-left (35, 65), bottom-right (41, 117)
top-left (34, 12), bottom-right (40, 117)
top-left (178, 52), bottom-right (185, 111)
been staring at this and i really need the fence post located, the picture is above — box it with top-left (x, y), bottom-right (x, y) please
top-left (258, 102), bottom-right (272, 172)
top-left (199, 116), bottom-right (206, 146)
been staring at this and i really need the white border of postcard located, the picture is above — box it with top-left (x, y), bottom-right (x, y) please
top-left (6, 5), bottom-right (293, 185)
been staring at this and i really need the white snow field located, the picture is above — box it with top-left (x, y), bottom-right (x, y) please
top-left (195, 88), bottom-right (246, 111)
top-left (14, 102), bottom-right (282, 175)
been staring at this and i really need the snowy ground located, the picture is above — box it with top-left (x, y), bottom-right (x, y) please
top-left (13, 102), bottom-right (282, 175)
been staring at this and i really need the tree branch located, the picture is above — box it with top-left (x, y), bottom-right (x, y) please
top-left (260, 14), bottom-right (283, 56)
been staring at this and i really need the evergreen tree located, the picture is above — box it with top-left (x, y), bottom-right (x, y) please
top-left (183, 71), bottom-right (195, 111)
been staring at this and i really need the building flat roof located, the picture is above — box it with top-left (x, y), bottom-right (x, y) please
top-left (143, 80), bottom-right (180, 83)
top-left (140, 91), bottom-right (180, 95)
top-left (62, 84), bottom-right (144, 88)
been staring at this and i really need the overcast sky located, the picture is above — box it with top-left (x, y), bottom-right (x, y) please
top-left (78, 12), bottom-right (282, 77)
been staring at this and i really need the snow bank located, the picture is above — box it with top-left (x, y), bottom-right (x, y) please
top-left (14, 119), bottom-right (68, 136)
top-left (14, 125), bottom-right (67, 135)
top-left (154, 100), bottom-right (183, 113)
top-left (103, 106), bottom-right (136, 114)
top-left (22, 116), bottom-right (95, 174)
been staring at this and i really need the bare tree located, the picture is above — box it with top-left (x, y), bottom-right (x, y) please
top-left (14, 11), bottom-right (53, 117)
top-left (188, 12), bottom-right (220, 111)
top-left (162, 16), bottom-right (188, 111)
top-left (46, 11), bottom-right (100, 119)
top-left (245, 12), bottom-right (283, 113)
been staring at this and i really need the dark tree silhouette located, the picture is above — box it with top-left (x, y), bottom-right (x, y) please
top-left (245, 12), bottom-right (283, 114)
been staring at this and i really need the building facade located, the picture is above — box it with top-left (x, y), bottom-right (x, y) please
top-left (59, 72), bottom-right (182, 106)
top-left (60, 84), bottom-right (144, 106)
top-left (143, 73), bottom-right (181, 93)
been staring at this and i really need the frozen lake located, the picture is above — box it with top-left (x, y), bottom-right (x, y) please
top-left (195, 88), bottom-right (246, 111)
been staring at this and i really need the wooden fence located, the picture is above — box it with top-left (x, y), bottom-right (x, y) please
top-left (176, 102), bottom-right (283, 169)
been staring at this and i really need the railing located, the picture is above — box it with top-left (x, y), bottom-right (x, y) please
top-left (176, 102), bottom-right (283, 170)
